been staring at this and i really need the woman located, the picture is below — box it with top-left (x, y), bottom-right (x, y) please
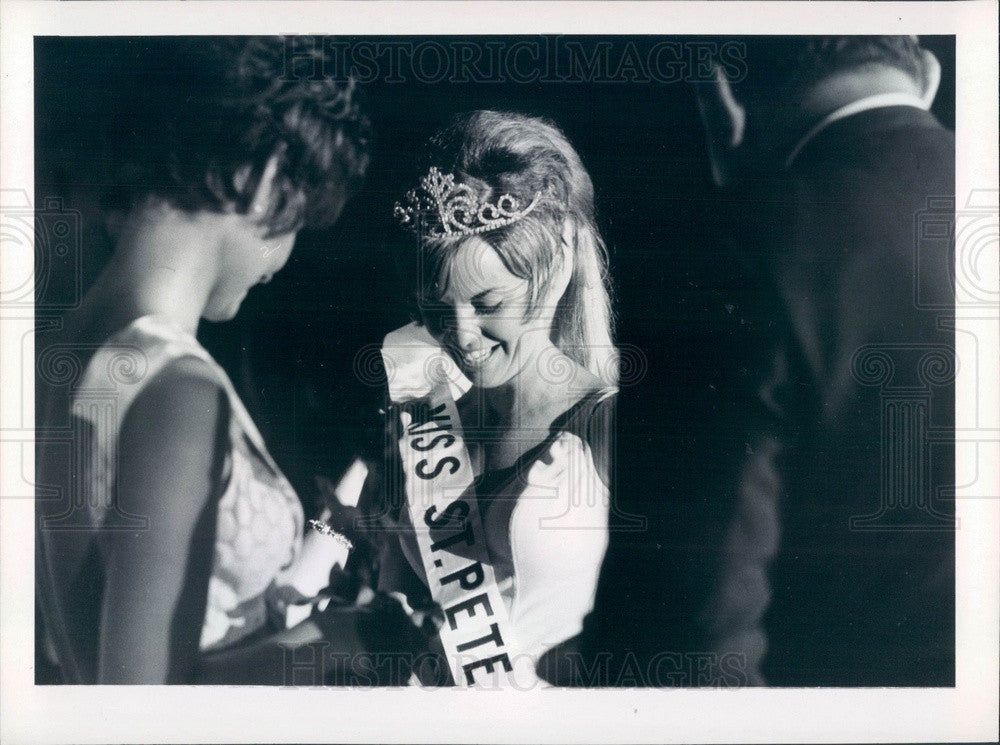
top-left (364, 110), bottom-right (618, 686)
top-left (34, 37), bottom-right (407, 684)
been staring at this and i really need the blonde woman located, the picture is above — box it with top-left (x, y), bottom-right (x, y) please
top-left (362, 111), bottom-right (618, 686)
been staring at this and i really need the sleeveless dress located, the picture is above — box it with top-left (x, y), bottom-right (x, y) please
top-left (73, 315), bottom-right (304, 651)
top-left (373, 379), bottom-right (616, 669)
top-left (476, 388), bottom-right (616, 662)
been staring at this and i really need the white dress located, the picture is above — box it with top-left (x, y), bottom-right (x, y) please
top-left (376, 385), bottom-right (616, 669)
top-left (73, 315), bottom-right (304, 651)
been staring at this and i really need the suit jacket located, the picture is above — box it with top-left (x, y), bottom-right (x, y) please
top-left (582, 105), bottom-right (955, 687)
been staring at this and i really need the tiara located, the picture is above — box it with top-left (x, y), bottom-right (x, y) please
top-left (394, 167), bottom-right (542, 238)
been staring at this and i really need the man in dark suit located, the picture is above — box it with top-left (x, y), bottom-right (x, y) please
top-left (582, 36), bottom-right (955, 686)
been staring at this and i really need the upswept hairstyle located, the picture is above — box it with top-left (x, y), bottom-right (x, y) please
top-left (399, 110), bottom-right (617, 384)
top-left (109, 36), bottom-right (371, 235)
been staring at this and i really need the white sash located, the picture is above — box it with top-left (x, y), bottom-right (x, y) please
top-left (381, 324), bottom-right (523, 687)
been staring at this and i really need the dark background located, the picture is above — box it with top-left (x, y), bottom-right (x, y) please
top-left (34, 35), bottom-right (956, 513)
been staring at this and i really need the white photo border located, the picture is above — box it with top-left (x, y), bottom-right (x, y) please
top-left (1, 2), bottom-right (997, 743)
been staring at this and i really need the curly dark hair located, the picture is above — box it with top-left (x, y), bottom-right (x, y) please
top-left (108, 36), bottom-right (371, 235)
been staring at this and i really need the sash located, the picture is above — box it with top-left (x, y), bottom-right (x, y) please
top-left (381, 324), bottom-right (523, 688)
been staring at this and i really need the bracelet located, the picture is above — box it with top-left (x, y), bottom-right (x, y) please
top-left (308, 519), bottom-right (354, 552)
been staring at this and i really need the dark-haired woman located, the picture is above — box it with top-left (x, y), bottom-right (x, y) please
top-left (35, 37), bottom-right (394, 684)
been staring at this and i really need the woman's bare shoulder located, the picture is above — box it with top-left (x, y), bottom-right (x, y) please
top-left (126, 355), bottom-right (224, 427)
top-left (115, 355), bottom-right (229, 519)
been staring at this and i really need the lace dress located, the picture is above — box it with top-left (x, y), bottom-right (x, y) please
top-left (73, 315), bottom-right (304, 651)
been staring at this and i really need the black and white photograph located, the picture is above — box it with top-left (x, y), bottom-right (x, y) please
top-left (1, 2), bottom-right (997, 743)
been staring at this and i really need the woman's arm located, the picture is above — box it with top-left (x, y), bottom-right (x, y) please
top-left (97, 357), bottom-right (228, 683)
top-left (99, 359), bottom-right (416, 684)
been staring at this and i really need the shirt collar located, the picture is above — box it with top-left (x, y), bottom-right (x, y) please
top-left (784, 92), bottom-right (931, 169)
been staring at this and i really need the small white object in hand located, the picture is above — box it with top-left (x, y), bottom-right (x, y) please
top-left (308, 519), bottom-right (354, 552)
